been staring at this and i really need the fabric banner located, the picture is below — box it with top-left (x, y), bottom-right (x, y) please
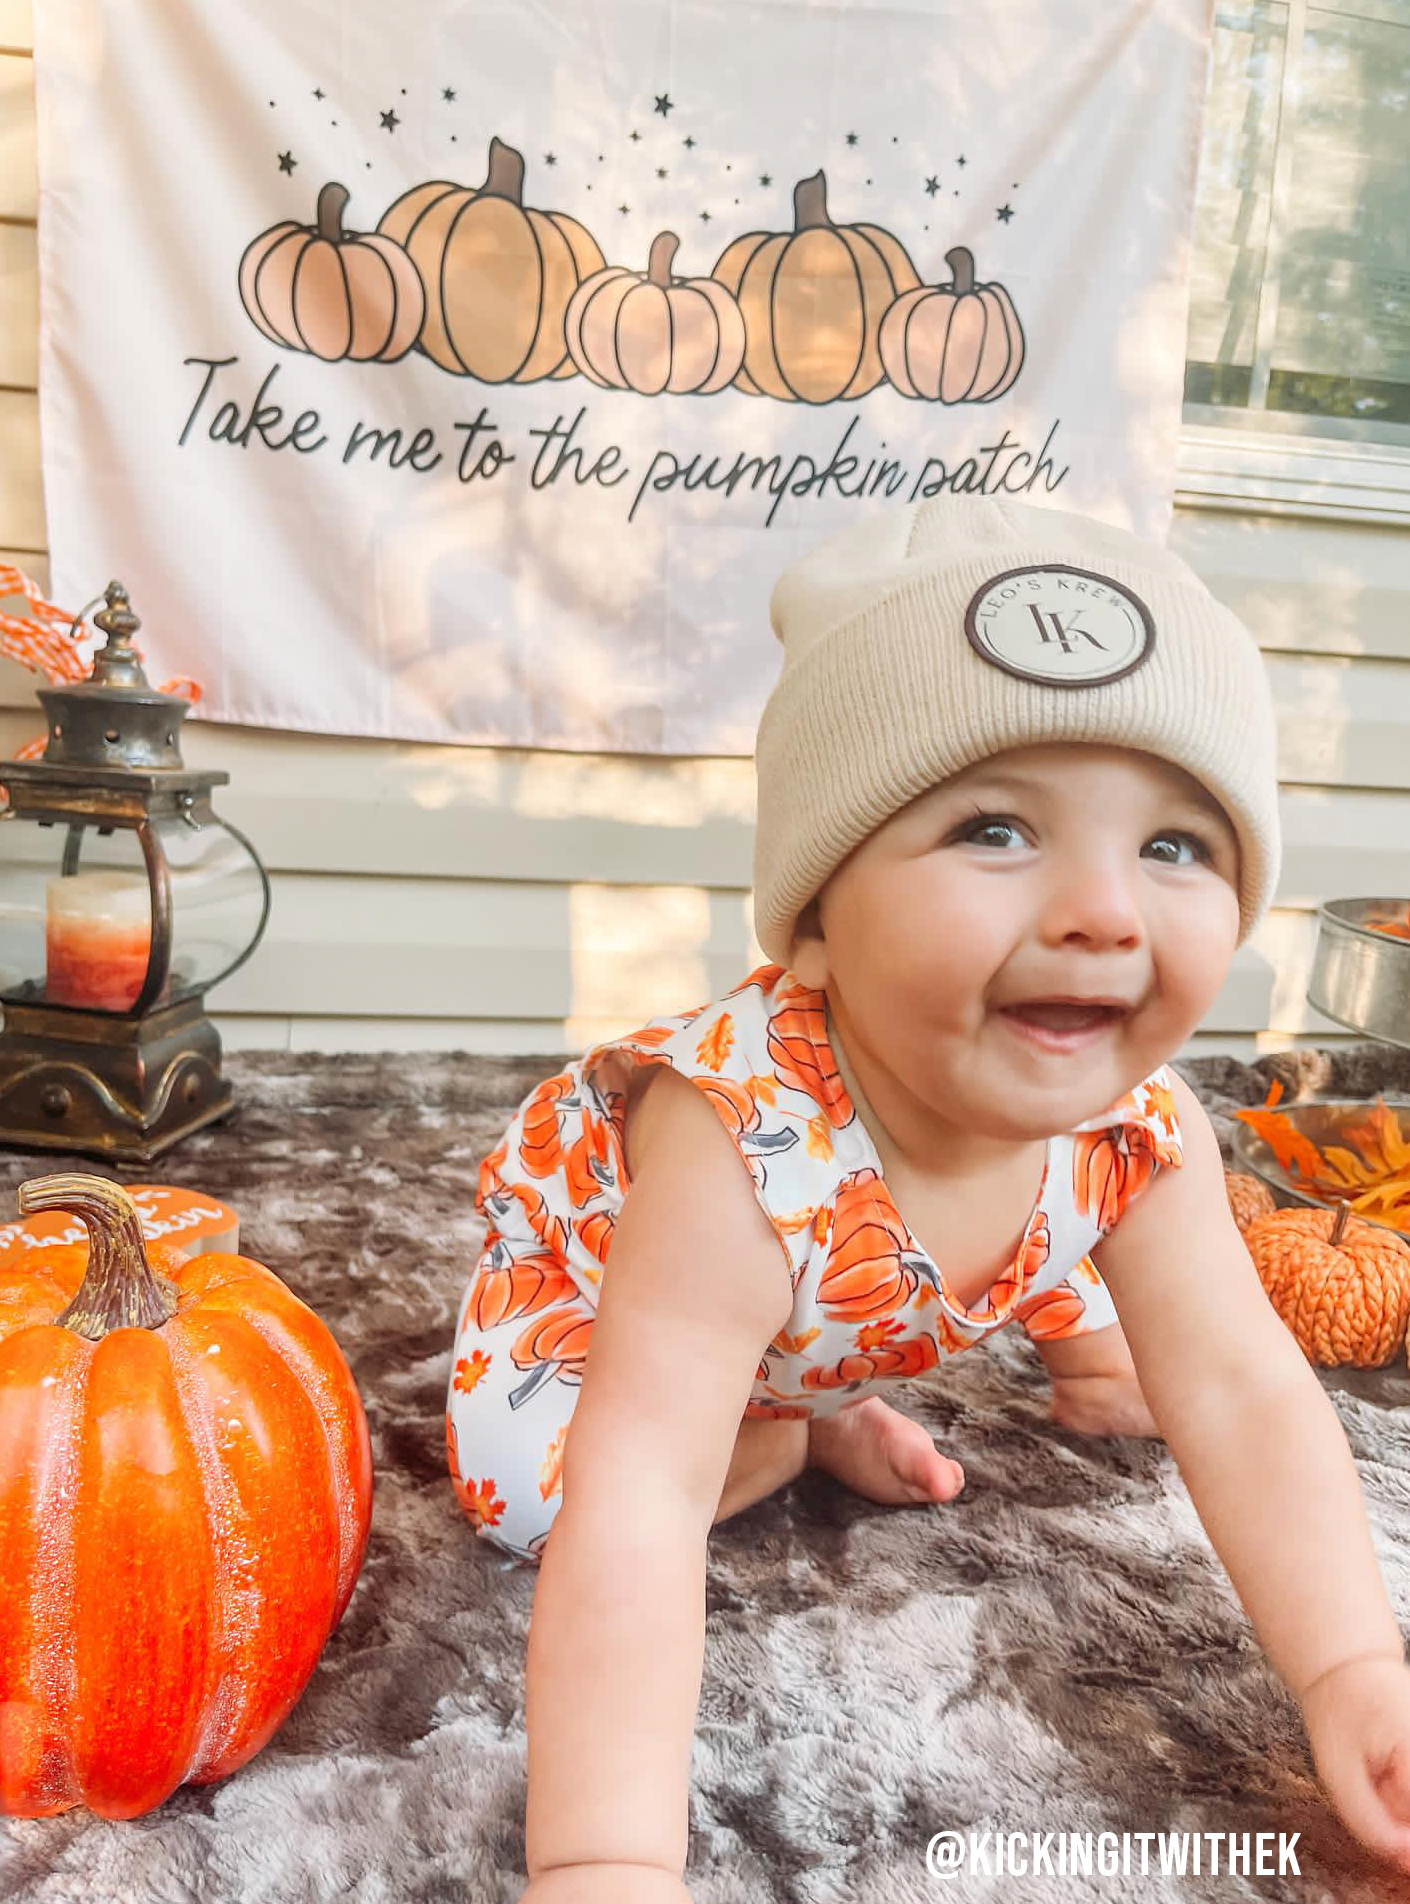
top-left (33, 0), bottom-right (1211, 754)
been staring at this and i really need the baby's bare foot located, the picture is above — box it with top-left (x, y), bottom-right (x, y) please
top-left (1051, 1372), bottom-right (1162, 1439)
top-left (807, 1396), bottom-right (965, 1506)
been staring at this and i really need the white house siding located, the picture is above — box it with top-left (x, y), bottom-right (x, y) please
top-left (2, 16), bottom-right (1407, 1061)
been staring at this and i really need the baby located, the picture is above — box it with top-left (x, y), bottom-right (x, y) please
top-left (446, 497), bottom-right (1410, 1899)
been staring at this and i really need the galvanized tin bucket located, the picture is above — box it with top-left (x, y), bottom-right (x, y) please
top-left (1305, 898), bottom-right (1410, 1053)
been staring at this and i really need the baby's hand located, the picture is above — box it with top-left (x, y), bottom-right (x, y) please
top-left (1300, 1654), bottom-right (1410, 1874)
top-left (520, 1864), bottom-right (693, 1903)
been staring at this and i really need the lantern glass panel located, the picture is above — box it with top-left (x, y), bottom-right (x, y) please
top-left (158, 815), bottom-right (266, 996)
top-left (0, 810), bottom-right (265, 1009)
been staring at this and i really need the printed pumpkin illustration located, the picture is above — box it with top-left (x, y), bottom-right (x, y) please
top-left (508, 1303), bottom-right (594, 1408)
top-left (1072, 1127), bottom-right (1158, 1232)
top-left (468, 1239), bottom-right (577, 1331)
top-left (520, 1074), bottom-right (575, 1178)
top-left (1012, 1284), bottom-right (1088, 1340)
top-left (879, 245), bottom-right (1025, 402)
top-left (376, 135), bottom-right (606, 381)
top-left (712, 169), bottom-right (920, 403)
top-left (765, 981), bottom-right (853, 1128)
top-left (816, 1169), bottom-right (930, 1321)
top-left (565, 231), bottom-right (746, 394)
top-left (801, 1320), bottom-right (941, 1391)
top-left (238, 181), bottom-right (425, 363)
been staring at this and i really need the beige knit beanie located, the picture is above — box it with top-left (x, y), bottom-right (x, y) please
top-left (752, 496), bottom-right (1282, 965)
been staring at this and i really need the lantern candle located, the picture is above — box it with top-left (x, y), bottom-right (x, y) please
top-left (46, 870), bottom-right (152, 1011)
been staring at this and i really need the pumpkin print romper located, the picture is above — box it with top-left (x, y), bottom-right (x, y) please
top-left (446, 962), bottom-right (1185, 1565)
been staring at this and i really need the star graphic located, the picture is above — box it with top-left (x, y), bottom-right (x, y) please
top-left (924, 175), bottom-right (940, 195)
top-left (442, 86), bottom-right (456, 101)
top-left (277, 150), bottom-right (296, 173)
top-left (656, 166), bottom-right (668, 178)
top-left (957, 155), bottom-right (967, 167)
top-left (845, 131), bottom-right (858, 145)
top-left (544, 152), bottom-right (557, 165)
top-left (655, 92), bottom-right (673, 115)
top-left (997, 203), bottom-right (1014, 221)
top-left (619, 203), bottom-right (630, 214)
top-left (760, 173), bottom-right (771, 186)
top-left (380, 108), bottom-right (400, 132)
top-left (312, 86), bottom-right (324, 100)
top-left (630, 129), bottom-right (641, 141)
top-left (683, 134), bottom-right (695, 148)
top-left (700, 208), bottom-right (711, 221)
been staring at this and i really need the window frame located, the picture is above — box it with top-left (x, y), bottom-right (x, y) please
top-left (1176, 0), bottom-right (1410, 525)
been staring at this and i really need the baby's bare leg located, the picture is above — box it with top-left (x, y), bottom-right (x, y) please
top-left (713, 1416), bottom-right (809, 1524)
top-left (711, 1398), bottom-right (965, 1525)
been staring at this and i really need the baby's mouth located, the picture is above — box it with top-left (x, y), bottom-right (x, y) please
top-left (1001, 1002), bottom-right (1126, 1029)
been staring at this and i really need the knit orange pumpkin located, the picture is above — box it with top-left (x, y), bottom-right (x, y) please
top-left (238, 181), bottom-right (425, 363)
top-left (712, 170), bottom-right (920, 403)
top-left (1242, 1197), bottom-right (1410, 1368)
top-left (1224, 1167), bottom-right (1276, 1234)
top-left (377, 136), bottom-right (605, 381)
top-left (0, 1175), bottom-right (373, 1819)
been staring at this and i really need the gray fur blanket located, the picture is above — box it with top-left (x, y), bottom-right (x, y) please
top-left (2, 1041), bottom-right (1410, 1904)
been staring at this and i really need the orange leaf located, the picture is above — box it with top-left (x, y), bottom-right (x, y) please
top-left (696, 1013), bottom-right (735, 1072)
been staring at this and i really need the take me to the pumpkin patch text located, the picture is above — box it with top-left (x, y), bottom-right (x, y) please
top-left (177, 354), bottom-right (1071, 525)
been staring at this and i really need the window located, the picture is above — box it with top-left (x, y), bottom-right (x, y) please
top-left (1179, 0), bottom-right (1410, 520)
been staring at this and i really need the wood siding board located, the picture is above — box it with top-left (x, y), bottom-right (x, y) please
top-left (0, 220), bottom-right (36, 385)
top-left (0, 53), bottom-right (35, 222)
top-left (0, 0), bottom-right (31, 53)
top-left (0, 390), bottom-right (41, 546)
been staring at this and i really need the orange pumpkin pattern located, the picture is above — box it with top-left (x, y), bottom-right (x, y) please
top-left (446, 962), bottom-right (1184, 1564)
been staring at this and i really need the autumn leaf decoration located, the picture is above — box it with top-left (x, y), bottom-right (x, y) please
top-left (1233, 1079), bottom-right (1410, 1235)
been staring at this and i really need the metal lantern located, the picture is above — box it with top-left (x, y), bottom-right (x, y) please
top-left (0, 582), bottom-right (270, 1160)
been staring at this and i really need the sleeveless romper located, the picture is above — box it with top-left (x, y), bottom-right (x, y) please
top-left (446, 961), bottom-right (1185, 1565)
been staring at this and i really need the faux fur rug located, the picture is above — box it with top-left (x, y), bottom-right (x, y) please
top-left (3, 1042), bottom-right (1410, 1904)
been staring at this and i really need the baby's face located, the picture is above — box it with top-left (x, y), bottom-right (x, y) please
top-left (788, 741), bottom-right (1242, 1151)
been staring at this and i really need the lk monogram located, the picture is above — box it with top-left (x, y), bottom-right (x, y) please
top-left (1027, 605), bottom-right (1108, 652)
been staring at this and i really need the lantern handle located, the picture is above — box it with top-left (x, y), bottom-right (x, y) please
top-left (196, 814), bottom-right (272, 996)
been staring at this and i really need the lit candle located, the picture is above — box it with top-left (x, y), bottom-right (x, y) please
top-left (46, 870), bottom-right (153, 1012)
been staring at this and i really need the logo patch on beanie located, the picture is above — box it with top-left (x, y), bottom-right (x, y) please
top-left (964, 564), bottom-right (1155, 687)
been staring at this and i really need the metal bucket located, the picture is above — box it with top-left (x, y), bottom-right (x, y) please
top-left (1305, 898), bottom-right (1410, 1052)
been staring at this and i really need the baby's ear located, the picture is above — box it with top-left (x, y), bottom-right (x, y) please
top-left (788, 897), bottom-right (828, 986)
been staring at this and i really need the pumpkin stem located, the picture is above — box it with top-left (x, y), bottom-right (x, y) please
top-left (945, 246), bottom-right (976, 295)
top-left (481, 135), bottom-right (526, 204)
top-left (18, 1175), bottom-right (178, 1341)
top-left (316, 181), bottom-right (349, 244)
top-left (648, 231), bottom-right (680, 286)
top-left (1329, 1197), bottom-right (1351, 1247)
top-left (793, 170), bottom-right (831, 230)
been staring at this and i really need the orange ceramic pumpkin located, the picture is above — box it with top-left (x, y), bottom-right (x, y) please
top-left (0, 1175), bottom-right (373, 1819)
top-left (1224, 1167), bottom-right (1276, 1234)
top-left (564, 232), bottom-right (746, 395)
top-left (1242, 1197), bottom-right (1410, 1368)
top-left (238, 180), bottom-right (425, 362)
top-left (712, 170), bottom-right (920, 403)
top-left (377, 136), bottom-right (606, 381)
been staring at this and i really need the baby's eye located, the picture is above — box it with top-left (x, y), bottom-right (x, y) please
top-left (1144, 831), bottom-right (1212, 866)
top-left (959, 817), bottom-right (1026, 850)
